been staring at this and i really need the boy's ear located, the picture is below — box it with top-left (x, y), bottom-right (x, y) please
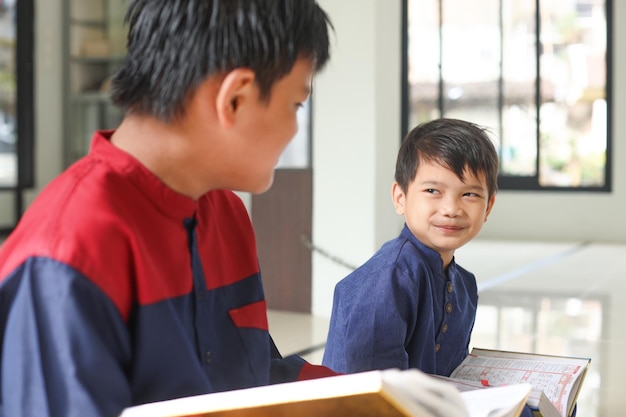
top-left (484, 194), bottom-right (496, 222)
top-left (391, 182), bottom-right (406, 215)
top-left (215, 68), bottom-right (256, 128)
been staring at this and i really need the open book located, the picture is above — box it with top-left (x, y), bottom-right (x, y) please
top-left (437, 348), bottom-right (591, 417)
top-left (119, 368), bottom-right (532, 417)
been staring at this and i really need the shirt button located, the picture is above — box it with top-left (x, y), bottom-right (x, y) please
top-left (205, 351), bottom-right (212, 364)
top-left (447, 282), bottom-right (454, 293)
top-left (441, 323), bottom-right (448, 333)
top-left (434, 343), bottom-right (441, 352)
top-left (445, 303), bottom-right (453, 314)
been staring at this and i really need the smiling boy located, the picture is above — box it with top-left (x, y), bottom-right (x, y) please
top-left (323, 118), bottom-right (497, 377)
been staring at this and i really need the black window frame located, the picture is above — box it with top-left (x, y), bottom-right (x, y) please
top-left (401, 0), bottom-right (613, 192)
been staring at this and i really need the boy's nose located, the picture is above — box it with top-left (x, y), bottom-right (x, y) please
top-left (440, 198), bottom-right (462, 217)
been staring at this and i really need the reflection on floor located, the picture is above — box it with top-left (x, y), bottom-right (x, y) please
top-left (268, 239), bottom-right (626, 417)
top-left (267, 310), bottom-right (329, 365)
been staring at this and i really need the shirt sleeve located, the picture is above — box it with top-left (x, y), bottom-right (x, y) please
top-left (520, 404), bottom-right (535, 417)
top-left (268, 336), bottom-right (339, 384)
top-left (323, 265), bottom-right (417, 373)
top-left (1, 257), bottom-right (132, 417)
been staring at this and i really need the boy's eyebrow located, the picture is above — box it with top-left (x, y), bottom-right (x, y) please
top-left (418, 180), bottom-right (442, 187)
top-left (419, 180), bottom-right (487, 191)
top-left (464, 184), bottom-right (489, 193)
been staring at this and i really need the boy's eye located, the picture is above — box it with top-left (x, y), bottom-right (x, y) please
top-left (425, 189), bottom-right (439, 194)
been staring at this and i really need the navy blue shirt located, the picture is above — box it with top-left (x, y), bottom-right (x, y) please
top-left (323, 224), bottom-right (478, 376)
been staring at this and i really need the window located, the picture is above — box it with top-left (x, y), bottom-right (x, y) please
top-left (276, 99), bottom-right (312, 169)
top-left (402, 0), bottom-right (611, 191)
top-left (0, 0), bottom-right (34, 233)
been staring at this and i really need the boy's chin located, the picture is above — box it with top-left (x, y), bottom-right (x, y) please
top-left (240, 173), bottom-right (275, 195)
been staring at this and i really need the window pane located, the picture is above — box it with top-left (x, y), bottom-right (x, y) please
top-left (441, 0), bottom-right (500, 134)
top-left (538, 0), bottom-right (607, 187)
top-left (502, 1), bottom-right (538, 176)
top-left (406, 0), bottom-right (440, 127)
top-left (276, 99), bottom-right (311, 169)
top-left (0, 1), bottom-right (16, 187)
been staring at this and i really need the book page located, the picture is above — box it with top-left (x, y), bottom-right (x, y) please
top-left (450, 349), bottom-right (589, 417)
top-left (433, 376), bottom-right (562, 417)
top-left (532, 390), bottom-right (562, 417)
top-left (434, 377), bottom-right (542, 409)
top-left (460, 383), bottom-right (531, 417)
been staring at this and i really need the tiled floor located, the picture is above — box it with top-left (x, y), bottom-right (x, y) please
top-left (268, 239), bottom-right (626, 417)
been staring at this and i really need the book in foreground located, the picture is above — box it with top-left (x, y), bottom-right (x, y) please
top-left (437, 348), bottom-right (591, 417)
top-left (119, 368), bottom-right (532, 417)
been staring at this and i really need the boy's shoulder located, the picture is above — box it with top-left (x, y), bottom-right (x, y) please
top-left (339, 234), bottom-right (430, 280)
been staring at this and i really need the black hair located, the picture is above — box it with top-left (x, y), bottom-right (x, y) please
top-left (395, 118), bottom-right (499, 198)
top-left (109, 0), bottom-right (333, 122)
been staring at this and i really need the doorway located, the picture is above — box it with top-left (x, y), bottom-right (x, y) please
top-left (251, 168), bottom-right (312, 313)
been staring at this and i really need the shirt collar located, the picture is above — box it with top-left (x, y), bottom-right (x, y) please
top-left (400, 223), bottom-right (458, 277)
top-left (89, 130), bottom-right (198, 220)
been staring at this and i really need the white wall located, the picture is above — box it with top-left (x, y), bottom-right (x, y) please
top-left (5, 0), bottom-right (626, 316)
top-left (312, 0), bottom-right (403, 317)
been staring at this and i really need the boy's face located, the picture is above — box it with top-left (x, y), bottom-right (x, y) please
top-left (228, 57), bottom-right (315, 194)
top-left (392, 158), bottom-right (495, 267)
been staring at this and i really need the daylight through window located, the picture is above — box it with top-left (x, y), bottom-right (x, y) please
top-left (404, 0), bottom-right (610, 190)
